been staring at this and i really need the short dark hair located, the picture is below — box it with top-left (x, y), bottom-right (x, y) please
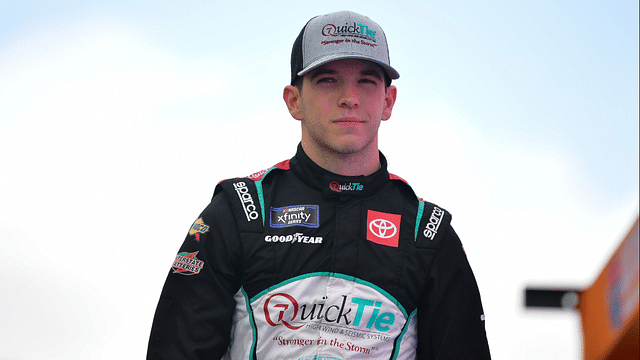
top-left (292, 76), bottom-right (303, 92)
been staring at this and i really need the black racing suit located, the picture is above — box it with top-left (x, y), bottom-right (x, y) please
top-left (147, 144), bottom-right (491, 359)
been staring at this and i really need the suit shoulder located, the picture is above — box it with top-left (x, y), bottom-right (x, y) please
top-left (390, 173), bottom-right (453, 248)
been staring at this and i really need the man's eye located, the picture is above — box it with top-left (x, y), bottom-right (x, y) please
top-left (316, 77), bottom-right (336, 83)
top-left (359, 78), bottom-right (378, 84)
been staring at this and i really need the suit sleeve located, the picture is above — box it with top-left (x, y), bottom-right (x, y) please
top-left (147, 192), bottom-right (242, 360)
top-left (417, 226), bottom-right (491, 359)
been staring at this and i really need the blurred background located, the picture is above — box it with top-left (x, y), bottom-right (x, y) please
top-left (0, 1), bottom-right (638, 359)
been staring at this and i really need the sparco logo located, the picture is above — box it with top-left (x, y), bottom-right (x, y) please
top-left (330, 181), bottom-right (364, 192)
top-left (263, 293), bottom-right (395, 332)
top-left (322, 22), bottom-right (376, 40)
top-left (423, 206), bottom-right (444, 240)
top-left (233, 181), bottom-right (259, 221)
top-left (369, 219), bottom-right (397, 239)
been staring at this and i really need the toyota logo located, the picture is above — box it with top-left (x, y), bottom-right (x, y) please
top-left (369, 219), bottom-right (398, 239)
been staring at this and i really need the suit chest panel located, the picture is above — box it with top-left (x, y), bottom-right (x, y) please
top-left (240, 177), bottom-right (428, 310)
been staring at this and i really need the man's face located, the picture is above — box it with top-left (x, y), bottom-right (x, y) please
top-left (287, 59), bottom-right (397, 158)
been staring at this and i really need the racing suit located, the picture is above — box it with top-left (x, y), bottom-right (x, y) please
top-left (147, 144), bottom-right (491, 359)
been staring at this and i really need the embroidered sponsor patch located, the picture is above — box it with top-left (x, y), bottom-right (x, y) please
top-left (189, 217), bottom-right (209, 241)
top-left (270, 205), bottom-right (319, 228)
top-left (233, 181), bottom-right (259, 222)
top-left (423, 206), bottom-right (444, 241)
top-left (329, 181), bottom-right (364, 193)
top-left (172, 251), bottom-right (204, 275)
top-left (264, 233), bottom-right (323, 244)
top-left (366, 210), bottom-right (401, 247)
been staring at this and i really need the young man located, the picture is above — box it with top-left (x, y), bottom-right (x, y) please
top-left (147, 11), bottom-right (491, 359)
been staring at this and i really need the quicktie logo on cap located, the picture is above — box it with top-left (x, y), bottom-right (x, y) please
top-left (322, 22), bottom-right (376, 41)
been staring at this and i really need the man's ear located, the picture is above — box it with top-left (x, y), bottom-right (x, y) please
top-left (283, 85), bottom-right (303, 120)
top-left (381, 85), bottom-right (397, 121)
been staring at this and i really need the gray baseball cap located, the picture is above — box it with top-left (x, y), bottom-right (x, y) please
top-left (290, 11), bottom-right (400, 85)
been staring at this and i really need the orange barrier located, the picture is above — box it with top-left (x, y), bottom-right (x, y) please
top-left (578, 217), bottom-right (639, 360)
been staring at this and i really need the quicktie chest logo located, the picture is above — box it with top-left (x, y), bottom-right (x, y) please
top-left (270, 205), bottom-right (319, 228)
top-left (264, 293), bottom-right (395, 332)
top-left (423, 206), bottom-right (444, 240)
top-left (233, 181), bottom-right (259, 221)
top-left (366, 210), bottom-right (401, 247)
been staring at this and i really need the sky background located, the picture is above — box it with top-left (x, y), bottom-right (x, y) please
top-left (0, 1), bottom-right (638, 359)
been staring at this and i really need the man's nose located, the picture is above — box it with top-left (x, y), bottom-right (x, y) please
top-left (339, 82), bottom-right (360, 108)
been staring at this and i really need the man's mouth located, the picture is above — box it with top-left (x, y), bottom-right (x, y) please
top-left (333, 117), bottom-right (364, 126)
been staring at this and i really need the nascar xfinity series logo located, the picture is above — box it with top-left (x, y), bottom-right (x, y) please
top-left (270, 205), bottom-right (319, 228)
